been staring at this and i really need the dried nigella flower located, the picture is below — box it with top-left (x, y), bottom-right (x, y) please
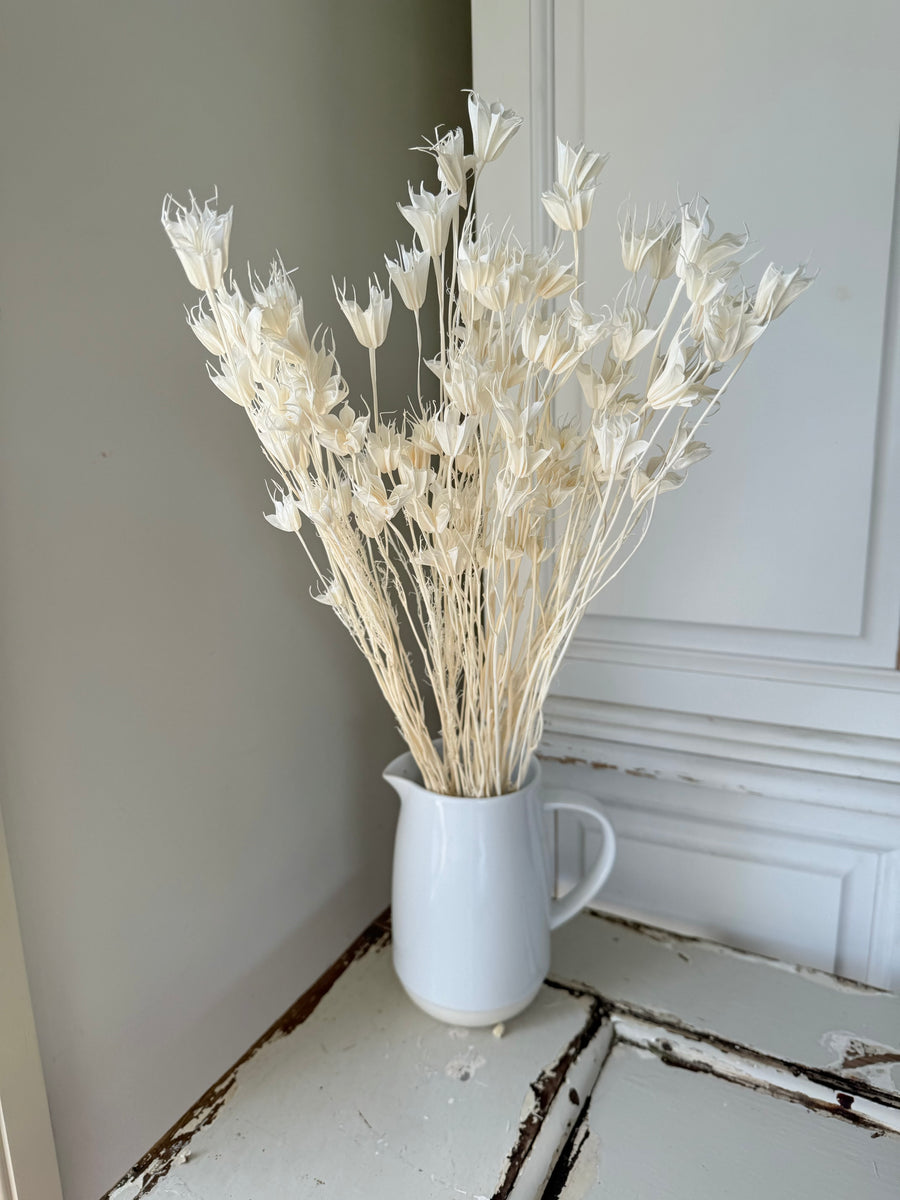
top-left (385, 244), bottom-right (430, 312)
top-left (161, 192), bottom-right (232, 292)
top-left (467, 92), bottom-right (523, 165)
top-left (398, 184), bottom-right (457, 260)
top-left (334, 277), bottom-right (392, 350)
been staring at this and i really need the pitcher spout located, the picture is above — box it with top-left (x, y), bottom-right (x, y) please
top-left (382, 747), bottom-right (424, 798)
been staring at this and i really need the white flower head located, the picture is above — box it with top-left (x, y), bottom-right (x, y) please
top-left (418, 126), bottom-right (470, 204)
top-left (161, 192), bottom-right (233, 292)
top-left (352, 461), bottom-right (412, 525)
top-left (702, 292), bottom-right (765, 363)
top-left (476, 271), bottom-right (516, 313)
top-left (577, 357), bottom-right (628, 412)
top-left (207, 354), bottom-right (255, 407)
top-left (643, 215), bottom-right (681, 281)
top-left (521, 312), bottom-right (582, 375)
top-left (297, 481), bottom-right (351, 529)
top-left (681, 260), bottom-right (731, 307)
top-left (753, 263), bottom-right (815, 323)
top-left (555, 139), bottom-right (609, 194)
top-left (316, 403), bottom-right (369, 456)
top-left (399, 184), bottom-right (457, 260)
top-left (334, 277), bottom-right (392, 349)
top-left (265, 490), bottom-right (304, 533)
top-left (275, 299), bottom-right (312, 367)
top-left (210, 277), bottom-right (251, 351)
top-left (457, 223), bottom-right (512, 294)
top-left (187, 298), bottom-right (225, 356)
top-left (252, 259), bottom-right (299, 340)
top-left (567, 299), bottom-right (610, 352)
top-left (647, 339), bottom-right (705, 409)
top-left (385, 244), bottom-right (430, 312)
top-left (467, 92), bottom-right (523, 165)
top-left (367, 424), bottom-right (404, 473)
top-left (609, 306), bottom-right (657, 362)
top-left (258, 425), bottom-right (310, 473)
top-left (522, 248), bottom-right (578, 300)
top-left (541, 183), bottom-right (596, 233)
top-left (432, 407), bottom-right (477, 457)
top-left (678, 201), bottom-right (748, 278)
top-left (312, 578), bottom-right (347, 609)
top-left (619, 204), bottom-right (677, 276)
top-left (592, 401), bottom-right (648, 476)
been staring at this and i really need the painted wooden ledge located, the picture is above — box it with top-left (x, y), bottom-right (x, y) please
top-left (103, 910), bottom-right (900, 1200)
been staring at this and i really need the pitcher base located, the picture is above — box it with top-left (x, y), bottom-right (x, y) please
top-left (400, 980), bottom-right (542, 1027)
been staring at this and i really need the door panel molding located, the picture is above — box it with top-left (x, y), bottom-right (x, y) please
top-left (556, 0), bottom-right (900, 667)
top-left (543, 750), bottom-right (900, 989)
top-left (474, 0), bottom-right (900, 985)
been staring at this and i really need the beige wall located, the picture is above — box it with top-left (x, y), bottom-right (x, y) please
top-left (0, 3), bottom-right (470, 1196)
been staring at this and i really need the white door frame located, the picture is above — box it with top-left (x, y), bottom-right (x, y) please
top-left (0, 803), bottom-right (62, 1200)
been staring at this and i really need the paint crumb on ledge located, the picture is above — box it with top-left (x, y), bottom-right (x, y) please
top-left (492, 1022), bottom-right (505, 1039)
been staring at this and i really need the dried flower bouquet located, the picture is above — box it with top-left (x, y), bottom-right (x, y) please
top-left (162, 93), bottom-right (810, 798)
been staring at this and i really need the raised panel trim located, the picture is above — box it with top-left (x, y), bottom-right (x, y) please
top-left (582, 806), bottom-right (878, 980)
top-left (542, 700), bottom-right (900, 814)
top-left (552, 649), bottom-right (900, 743)
top-left (544, 753), bottom-right (900, 987)
top-left (544, 694), bottom-right (900, 784)
top-left (476, 0), bottom-right (900, 673)
top-left (550, 0), bottom-right (900, 668)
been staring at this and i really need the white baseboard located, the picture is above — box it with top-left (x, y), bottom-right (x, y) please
top-left (541, 704), bottom-right (900, 990)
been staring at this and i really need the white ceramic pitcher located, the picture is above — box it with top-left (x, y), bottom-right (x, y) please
top-left (384, 749), bottom-right (616, 1026)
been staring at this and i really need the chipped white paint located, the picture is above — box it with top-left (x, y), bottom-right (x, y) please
top-left (821, 1031), bottom-right (900, 1092)
top-left (445, 1048), bottom-right (488, 1083)
top-left (553, 1042), bottom-right (900, 1200)
top-left (108, 936), bottom-right (596, 1200)
top-left (614, 1014), bottom-right (900, 1135)
top-left (552, 911), bottom-right (900, 1097)
top-left (107, 909), bottom-right (900, 1199)
top-left (504, 1019), bottom-right (613, 1200)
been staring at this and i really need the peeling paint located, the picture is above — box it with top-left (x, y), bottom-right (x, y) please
top-left (539, 754), bottom-right (616, 771)
top-left (541, 1107), bottom-right (601, 1200)
top-left (491, 983), bottom-right (608, 1200)
top-left (446, 1048), bottom-right (488, 1083)
top-left (614, 1012), bottom-right (900, 1134)
top-left (104, 909), bottom-right (900, 1200)
top-left (104, 913), bottom-right (392, 1200)
top-left (821, 1032), bottom-right (900, 1094)
top-left (584, 910), bottom-right (888, 994)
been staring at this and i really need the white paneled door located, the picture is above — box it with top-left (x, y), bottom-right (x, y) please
top-left (473, 0), bottom-right (900, 985)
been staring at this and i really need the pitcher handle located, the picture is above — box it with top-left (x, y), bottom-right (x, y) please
top-left (543, 788), bottom-right (616, 931)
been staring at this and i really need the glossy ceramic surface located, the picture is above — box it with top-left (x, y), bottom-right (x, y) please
top-left (384, 750), bottom-right (616, 1025)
